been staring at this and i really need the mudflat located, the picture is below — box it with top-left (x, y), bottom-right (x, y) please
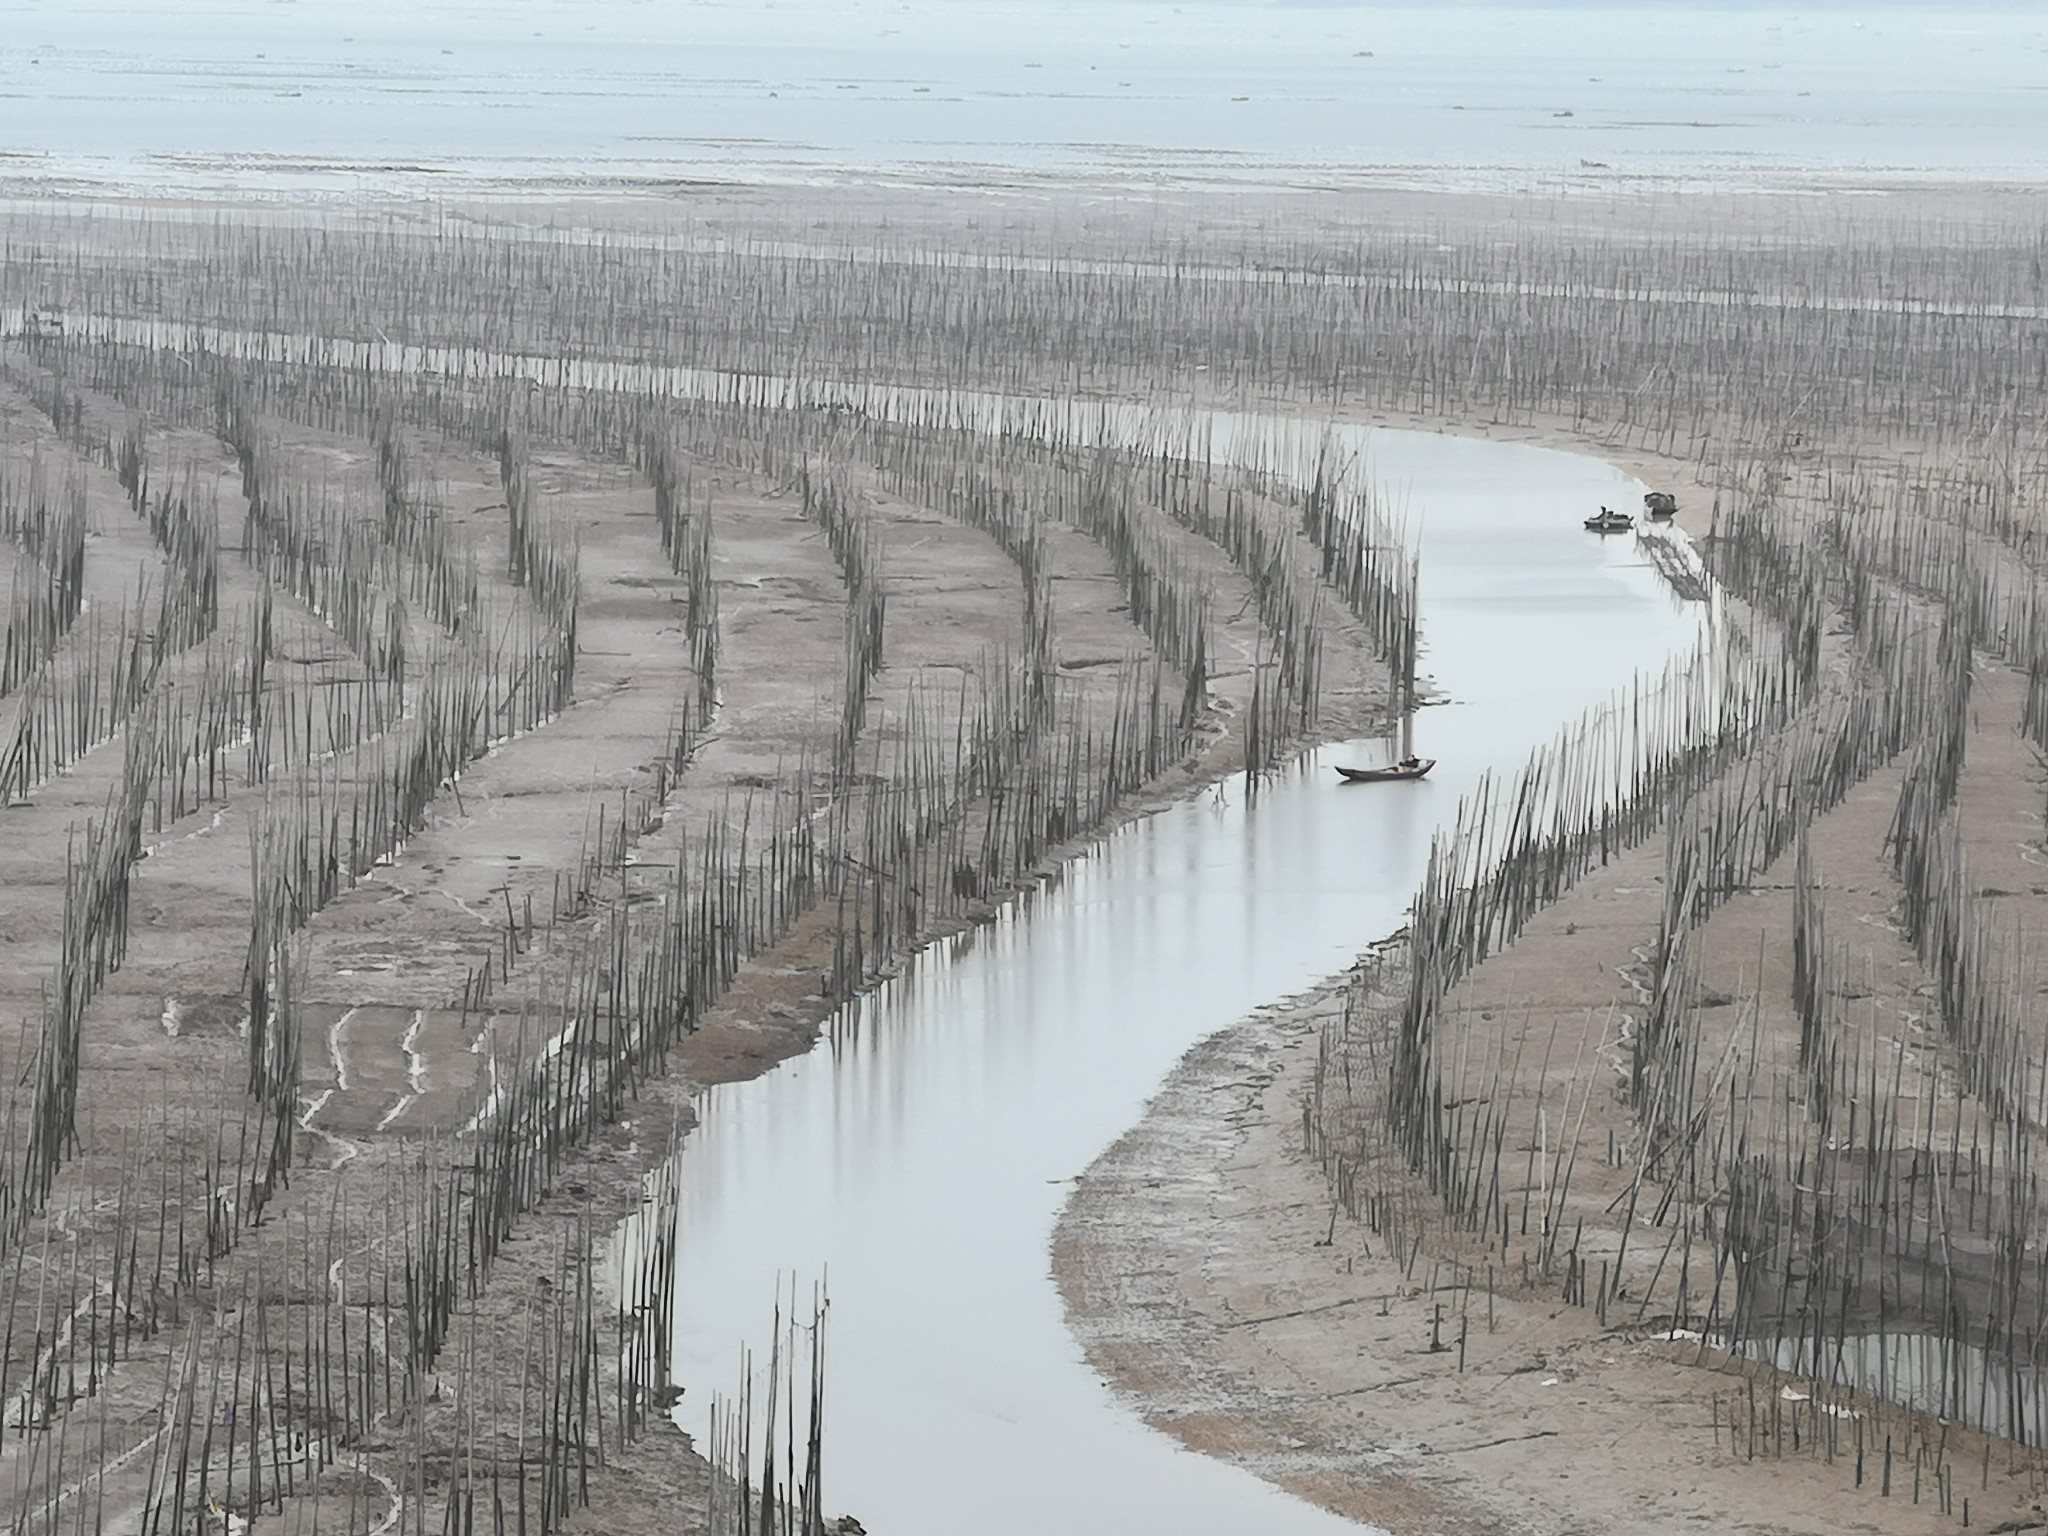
top-left (5, 179), bottom-right (2045, 1533)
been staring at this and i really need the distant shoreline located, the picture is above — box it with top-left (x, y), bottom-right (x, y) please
top-left (7, 158), bottom-right (2048, 205)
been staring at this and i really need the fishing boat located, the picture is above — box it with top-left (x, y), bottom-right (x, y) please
top-left (1584, 505), bottom-right (1634, 533)
top-left (1643, 491), bottom-right (1678, 520)
top-left (1336, 755), bottom-right (1435, 783)
top-left (1335, 677), bottom-right (1434, 782)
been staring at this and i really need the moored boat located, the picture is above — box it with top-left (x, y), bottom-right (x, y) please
top-left (1343, 634), bottom-right (1434, 783)
top-left (1335, 756), bottom-right (1435, 783)
top-left (1643, 490), bottom-right (1678, 520)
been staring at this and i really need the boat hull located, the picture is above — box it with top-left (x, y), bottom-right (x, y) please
top-left (1335, 759), bottom-right (1435, 783)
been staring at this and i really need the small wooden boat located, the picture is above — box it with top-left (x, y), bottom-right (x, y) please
top-left (1335, 756), bottom-right (1435, 784)
top-left (1343, 663), bottom-right (1434, 784)
top-left (1584, 506), bottom-right (1634, 533)
top-left (1643, 491), bottom-right (1678, 520)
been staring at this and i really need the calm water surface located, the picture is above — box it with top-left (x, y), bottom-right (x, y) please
top-left (670, 425), bottom-right (1707, 1532)
top-left (4, 2), bottom-right (2045, 190)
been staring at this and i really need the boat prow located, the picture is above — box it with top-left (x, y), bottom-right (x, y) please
top-left (1335, 757), bottom-right (1436, 784)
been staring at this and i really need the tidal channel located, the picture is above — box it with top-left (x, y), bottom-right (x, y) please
top-left (670, 425), bottom-right (1711, 1532)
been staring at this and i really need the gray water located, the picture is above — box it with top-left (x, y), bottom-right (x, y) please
top-left (670, 426), bottom-right (1708, 1532)
top-left (5, 2), bottom-right (2047, 193)
top-left (1756, 1332), bottom-right (2048, 1448)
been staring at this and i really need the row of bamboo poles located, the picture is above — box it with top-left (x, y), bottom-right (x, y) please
top-left (14, 202), bottom-right (2047, 464)
top-left (0, 248), bottom-right (1429, 1531)
top-left (702, 1280), bottom-right (828, 1536)
top-left (1309, 391), bottom-right (2048, 1521)
top-left (24, 194), bottom-right (2048, 1526)
top-left (0, 458), bottom-right (87, 698)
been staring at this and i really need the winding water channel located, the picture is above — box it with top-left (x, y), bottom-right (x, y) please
top-left (0, 305), bottom-right (1713, 1525)
top-left (671, 426), bottom-right (1710, 1532)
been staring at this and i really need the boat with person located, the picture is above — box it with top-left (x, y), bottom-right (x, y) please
top-left (1335, 755), bottom-right (1435, 783)
top-left (1335, 662), bottom-right (1434, 783)
top-left (1584, 505), bottom-right (1634, 533)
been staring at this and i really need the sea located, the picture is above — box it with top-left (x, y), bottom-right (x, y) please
top-left (2, 1), bottom-right (2047, 196)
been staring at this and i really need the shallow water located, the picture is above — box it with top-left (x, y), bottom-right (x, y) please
top-left (669, 424), bottom-right (1707, 1533)
top-left (5, 2), bottom-right (2046, 191)
top-left (1755, 1332), bottom-right (2048, 1447)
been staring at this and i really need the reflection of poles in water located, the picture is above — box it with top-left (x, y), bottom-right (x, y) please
top-left (1397, 553), bottom-right (1420, 764)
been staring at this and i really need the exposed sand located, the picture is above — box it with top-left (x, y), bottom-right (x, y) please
top-left (0, 246), bottom-right (1398, 1530)
top-left (1056, 421), bottom-right (2048, 1533)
